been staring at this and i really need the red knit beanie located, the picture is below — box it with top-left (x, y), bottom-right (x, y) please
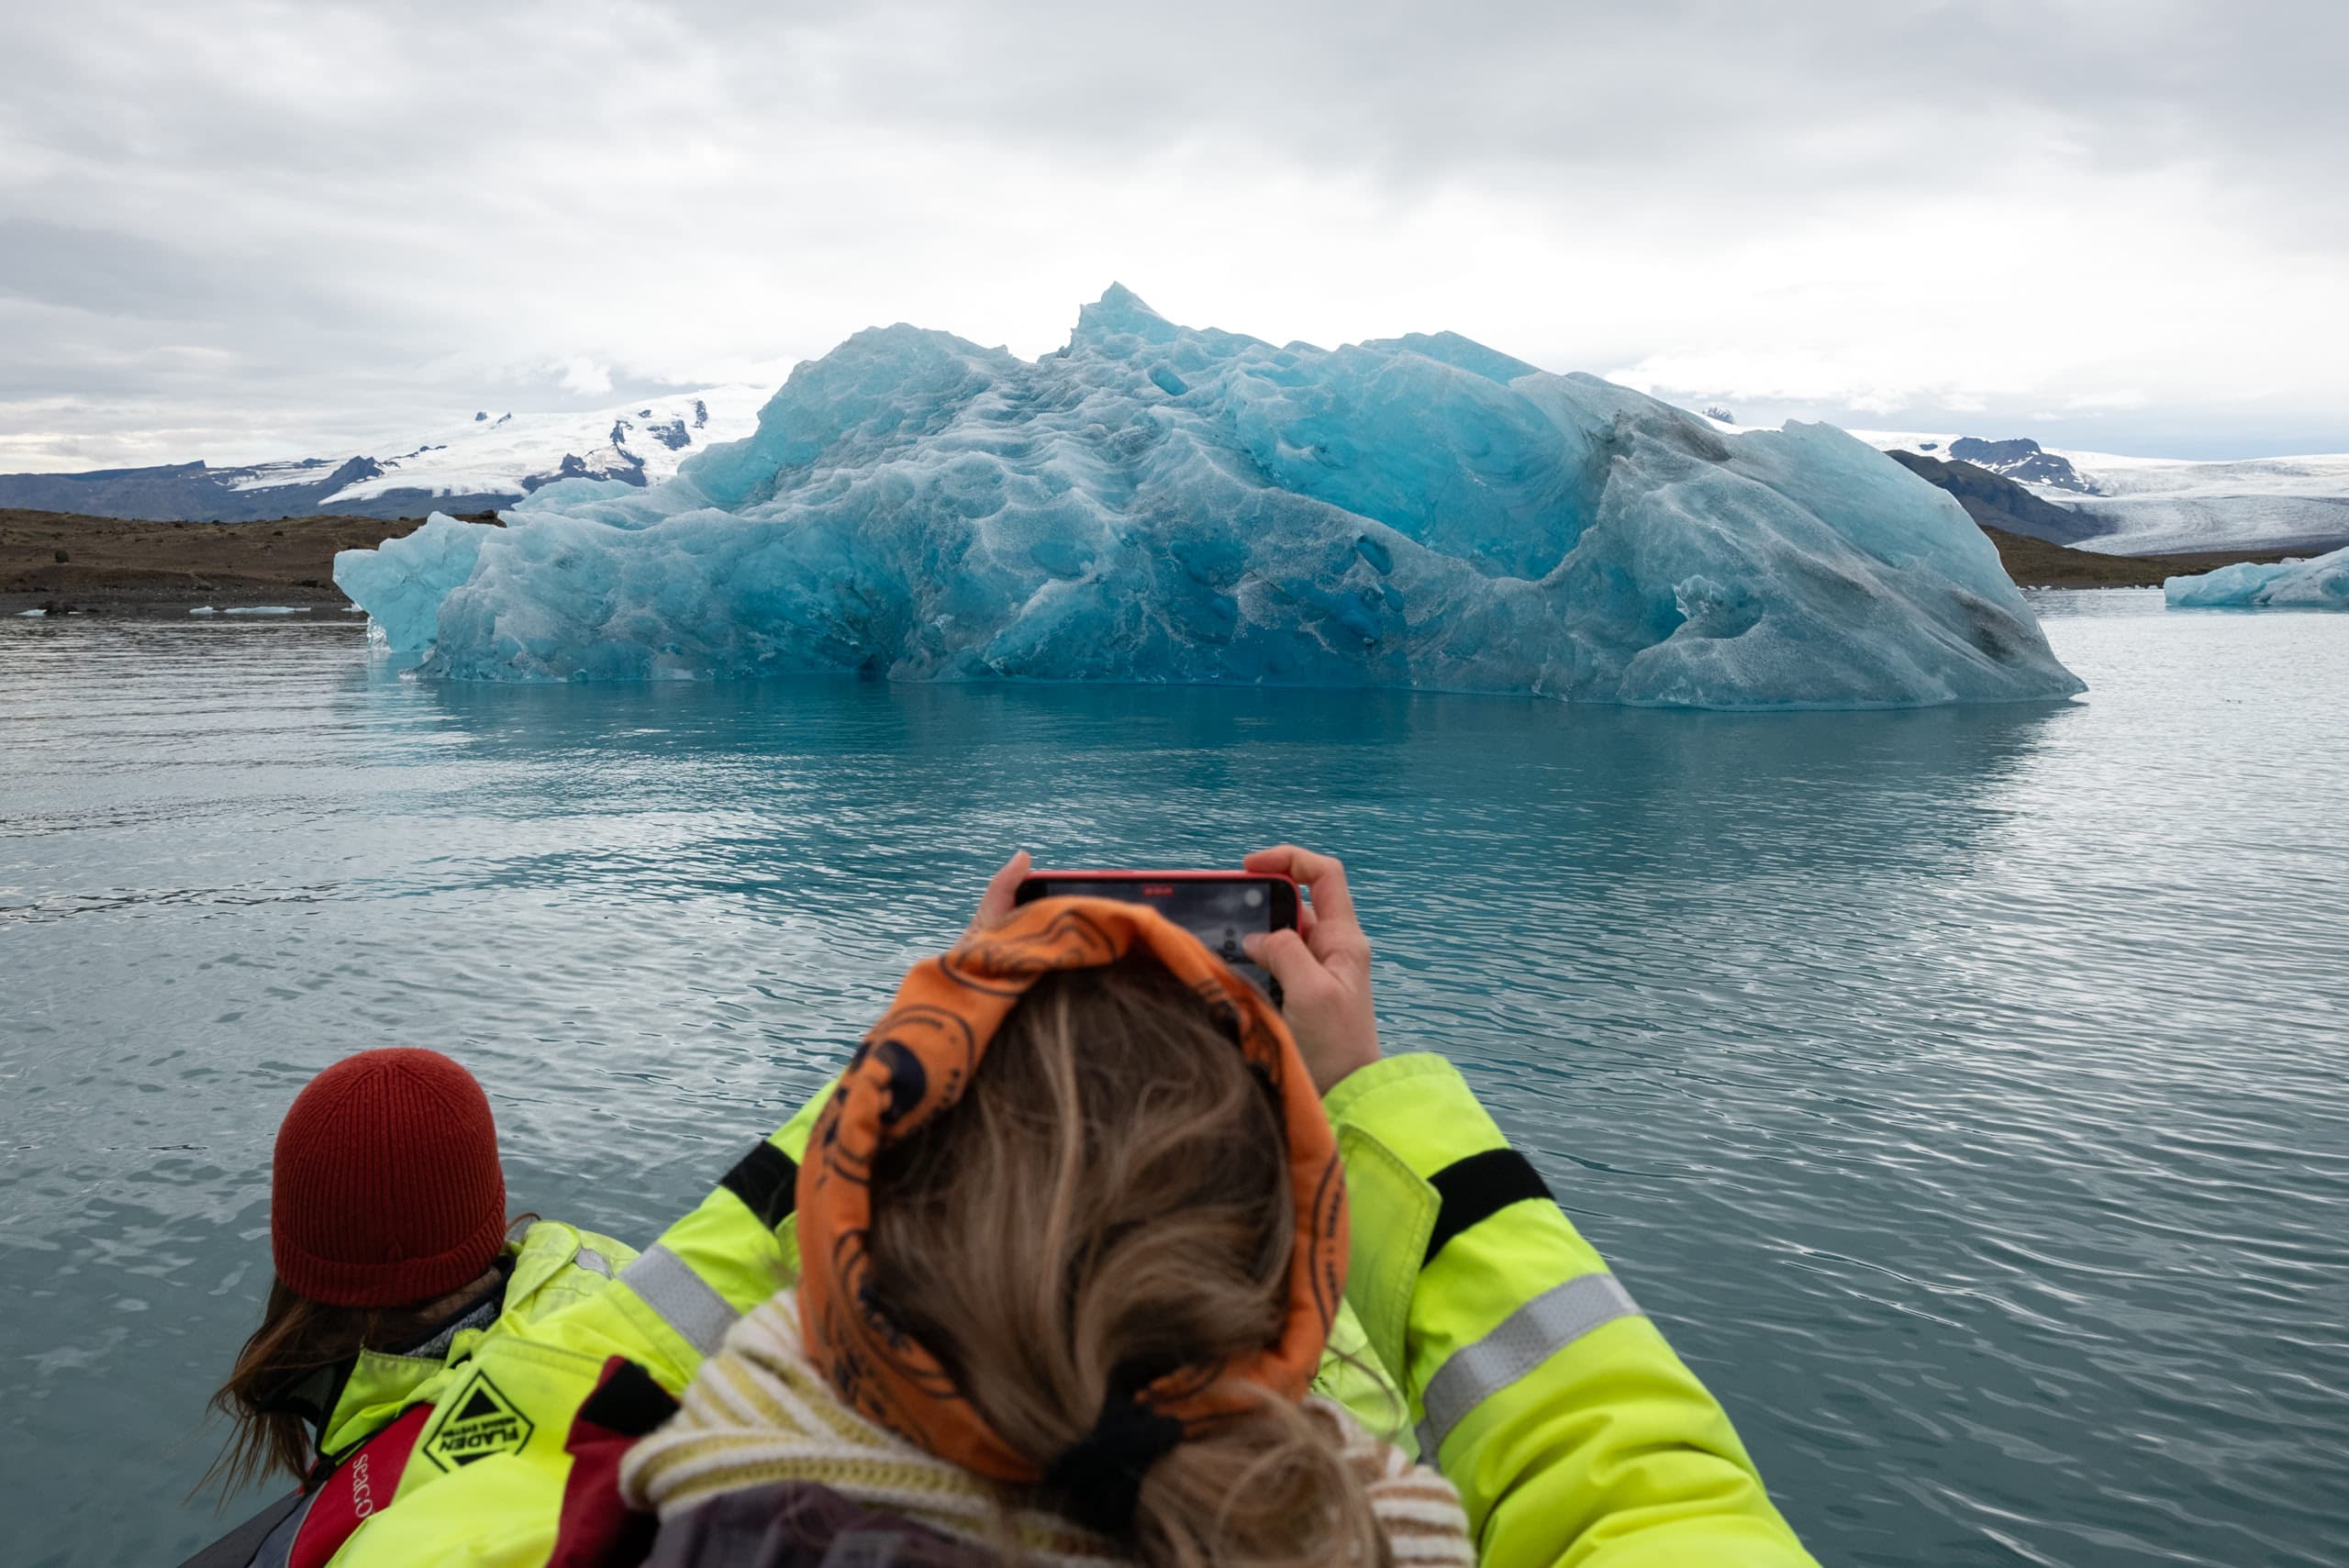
top-left (271, 1048), bottom-right (508, 1308)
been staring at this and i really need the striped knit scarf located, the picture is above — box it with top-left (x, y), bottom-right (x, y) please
top-left (622, 1290), bottom-right (1474, 1568)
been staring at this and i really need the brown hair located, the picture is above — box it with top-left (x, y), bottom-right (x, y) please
top-left (866, 956), bottom-right (1386, 1568)
top-left (203, 1283), bottom-right (410, 1496)
top-left (202, 1219), bottom-right (529, 1499)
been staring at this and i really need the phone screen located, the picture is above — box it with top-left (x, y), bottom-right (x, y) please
top-left (1016, 875), bottom-right (1296, 1001)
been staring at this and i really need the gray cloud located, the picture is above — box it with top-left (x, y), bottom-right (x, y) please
top-left (1, 0), bottom-right (2343, 468)
top-left (785, 1), bottom-right (2347, 194)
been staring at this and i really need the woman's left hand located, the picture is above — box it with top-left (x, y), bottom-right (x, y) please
top-left (960, 849), bottom-right (1030, 945)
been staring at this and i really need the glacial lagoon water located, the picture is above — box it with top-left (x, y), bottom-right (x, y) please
top-left (2, 591), bottom-right (2344, 1568)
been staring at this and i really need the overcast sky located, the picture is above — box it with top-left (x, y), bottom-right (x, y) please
top-left (4, 0), bottom-right (2343, 471)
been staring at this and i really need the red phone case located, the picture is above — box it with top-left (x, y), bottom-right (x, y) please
top-left (1015, 871), bottom-right (1300, 1006)
top-left (1016, 869), bottom-right (1301, 924)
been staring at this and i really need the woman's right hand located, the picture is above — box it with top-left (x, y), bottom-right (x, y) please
top-left (1241, 845), bottom-right (1383, 1095)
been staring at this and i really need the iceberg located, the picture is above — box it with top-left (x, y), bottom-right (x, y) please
top-left (334, 287), bottom-right (2084, 708)
top-left (2165, 544), bottom-right (2349, 610)
top-left (336, 513), bottom-right (493, 651)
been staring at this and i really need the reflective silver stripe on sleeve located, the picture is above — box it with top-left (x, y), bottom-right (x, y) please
top-left (1416, 1273), bottom-right (1642, 1460)
top-left (619, 1242), bottom-right (739, 1356)
top-left (573, 1245), bottom-right (613, 1278)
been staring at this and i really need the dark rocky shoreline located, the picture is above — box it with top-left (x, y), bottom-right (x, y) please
top-left (0, 509), bottom-right (497, 617)
top-left (0, 505), bottom-right (2302, 619)
top-left (1977, 527), bottom-right (2301, 590)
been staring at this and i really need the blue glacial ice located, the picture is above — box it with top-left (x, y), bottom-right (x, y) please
top-left (2165, 544), bottom-right (2349, 610)
top-left (335, 512), bottom-right (492, 651)
top-left (334, 286), bottom-right (2084, 708)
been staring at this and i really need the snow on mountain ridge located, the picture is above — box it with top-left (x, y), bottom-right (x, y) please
top-left (227, 385), bottom-right (770, 505)
top-left (1839, 428), bottom-right (2349, 555)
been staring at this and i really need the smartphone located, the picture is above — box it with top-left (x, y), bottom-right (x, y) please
top-left (1013, 870), bottom-right (1300, 1003)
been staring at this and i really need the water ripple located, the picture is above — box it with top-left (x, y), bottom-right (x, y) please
top-left (3, 597), bottom-right (2346, 1566)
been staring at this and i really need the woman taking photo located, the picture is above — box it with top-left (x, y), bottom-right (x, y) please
top-left (617, 847), bottom-right (1816, 1567)
top-left (203, 849), bottom-right (1815, 1566)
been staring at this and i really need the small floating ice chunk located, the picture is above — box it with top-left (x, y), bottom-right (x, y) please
top-left (2165, 543), bottom-right (2349, 610)
top-left (189, 606), bottom-right (217, 616)
top-left (225, 606), bottom-right (305, 616)
top-left (13, 607), bottom-right (44, 617)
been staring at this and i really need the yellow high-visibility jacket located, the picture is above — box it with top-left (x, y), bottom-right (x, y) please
top-left (313, 1220), bottom-right (639, 1462)
top-left (1325, 1054), bottom-right (1816, 1567)
top-left (185, 1219), bottom-right (637, 1568)
top-left (279, 1058), bottom-right (1814, 1566)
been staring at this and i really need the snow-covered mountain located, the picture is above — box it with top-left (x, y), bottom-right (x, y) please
top-left (0, 386), bottom-right (770, 522)
top-left (15, 375), bottom-right (2344, 560)
top-left (1845, 429), bottom-right (2349, 556)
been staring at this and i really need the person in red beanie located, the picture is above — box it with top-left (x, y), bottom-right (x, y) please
top-left (204, 1048), bottom-right (635, 1505)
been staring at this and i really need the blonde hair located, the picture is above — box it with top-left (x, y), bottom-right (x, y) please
top-left (866, 956), bottom-right (1387, 1568)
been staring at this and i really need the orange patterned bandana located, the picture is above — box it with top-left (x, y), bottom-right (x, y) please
top-left (794, 895), bottom-right (1350, 1483)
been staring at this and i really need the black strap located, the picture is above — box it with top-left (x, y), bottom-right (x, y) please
top-left (576, 1358), bottom-right (682, 1438)
top-left (720, 1140), bottom-right (799, 1229)
top-left (253, 1358), bottom-right (354, 1468)
top-left (1042, 1367), bottom-right (1187, 1540)
top-left (1424, 1148), bottom-right (1556, 1264)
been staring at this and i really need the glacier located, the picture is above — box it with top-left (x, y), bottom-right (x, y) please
top-left (2165, 544), bottom-right (2349, 610)
top-left (333, 286), bottom-right (2084, 709)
